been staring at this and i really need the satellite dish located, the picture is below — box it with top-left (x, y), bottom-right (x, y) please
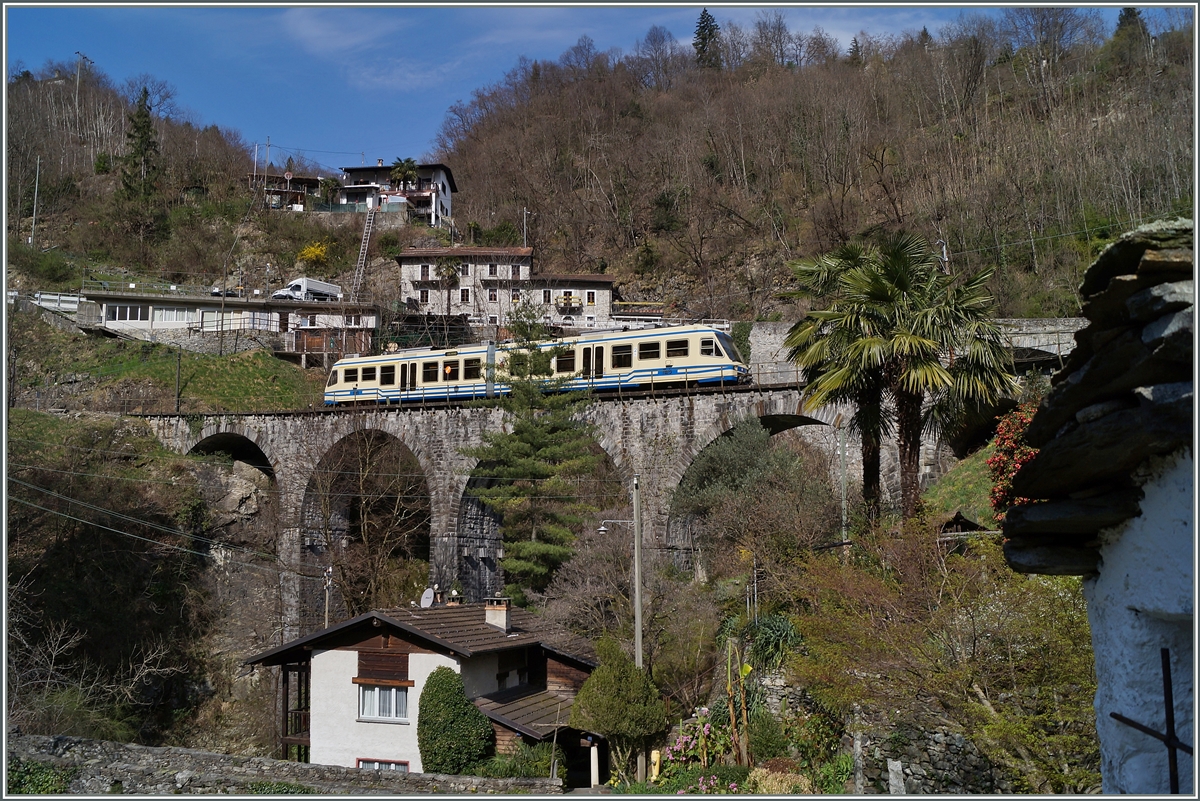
top-left (419, 588), bottom-right (434, 608)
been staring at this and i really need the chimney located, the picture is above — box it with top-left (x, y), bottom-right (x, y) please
top-left (433, 588), bottom-right (445, 605)
top-left (485, 596), bottom-right (511, 633)
top-left (446, 589), bottom-right (462, 607)
top-left (377, 158), bottom-right (384, 167)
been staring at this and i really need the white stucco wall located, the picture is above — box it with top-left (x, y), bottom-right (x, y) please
top-left (1083, 448), bottom-right (1194, 794)
top-left (308, 649), bottom-right (459, 772)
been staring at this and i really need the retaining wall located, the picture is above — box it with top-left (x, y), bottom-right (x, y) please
top-left (8, 734), bottom-right (563, 795)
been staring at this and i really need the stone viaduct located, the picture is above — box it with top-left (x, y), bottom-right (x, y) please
top-left (144, 384), bottom-right (851, 636)
top-left (141, 318), bottom-right (1083, 637)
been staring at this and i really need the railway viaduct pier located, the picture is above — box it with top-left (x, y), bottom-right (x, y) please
top-left (144, 385), bottom-right (854, 637)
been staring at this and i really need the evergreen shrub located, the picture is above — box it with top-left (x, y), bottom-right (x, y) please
top-left (417, 666), bottom-right (494, 773)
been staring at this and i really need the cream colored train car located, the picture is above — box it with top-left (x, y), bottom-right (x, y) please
top-left (324, 324), bottom-right (749, 406)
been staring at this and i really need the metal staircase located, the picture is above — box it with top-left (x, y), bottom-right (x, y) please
top-left (350, 208), bottom-right (376, 302)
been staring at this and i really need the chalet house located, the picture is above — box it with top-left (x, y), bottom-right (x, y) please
top-left (394, 247), bottom-right (616, 329)
top-left (1002, 219), bottom-right (1192, 794)
top-left (337, 160), bottom-right (457, 228)
top-left (246, 597), bottom-right (605, 785)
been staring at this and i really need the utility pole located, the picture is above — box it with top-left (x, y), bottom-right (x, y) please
top-left (74, 51), bottom-right (90, 120)
top-left (632, 473), bottom-right (645, 784)
top-left (175, 347), bottom-right (181, 413)
top-left (522, 207), bottom-right (530, 248)
top-left (30, 156), bottom-right (40, 249)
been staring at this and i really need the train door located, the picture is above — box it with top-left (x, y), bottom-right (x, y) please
top-left (582, 347), bottom-right (592, 386)
top-left (399, 361), bottom-right (408, 391)
top-left (593, 347), bottom-right (604, 379)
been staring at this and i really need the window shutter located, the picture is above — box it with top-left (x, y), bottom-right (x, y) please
top-left (358, 651), bottom-right (409, 681)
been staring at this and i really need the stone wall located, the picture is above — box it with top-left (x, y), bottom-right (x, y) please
top-left (7, 734), bottom-right (562, 795)
top-left (757, 674), bottom-right (1013, 795)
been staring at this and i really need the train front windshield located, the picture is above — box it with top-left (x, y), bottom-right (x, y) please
top-left (716, 332), bottom-right (745, 364)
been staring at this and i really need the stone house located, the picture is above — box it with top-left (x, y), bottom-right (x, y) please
top-left (246, 597), bottom-right (605, 785)
top-left (1002, 219), bottom-right (1193, 794)
top-left (394, 247), bottom-right (616, 329)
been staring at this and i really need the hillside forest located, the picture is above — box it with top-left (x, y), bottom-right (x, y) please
top-left (6, 8), bottom-right (1194, 321)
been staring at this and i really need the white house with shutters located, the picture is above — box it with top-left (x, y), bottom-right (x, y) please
top-left (394, 247), bottom-right (615, 329)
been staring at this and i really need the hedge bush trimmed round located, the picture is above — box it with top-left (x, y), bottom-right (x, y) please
top-left (417, 666), bottom-right (494, 774)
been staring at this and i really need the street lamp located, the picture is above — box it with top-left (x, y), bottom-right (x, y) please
top-left (597, 473), bottom-right (645, 783)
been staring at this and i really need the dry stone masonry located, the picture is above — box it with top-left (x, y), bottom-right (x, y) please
top-left (8, 734), bottom-right (562, 795)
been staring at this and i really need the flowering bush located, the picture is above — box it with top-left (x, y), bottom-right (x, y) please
top-left (654, 765), bottom-right (750, 795)
top-left (986, 402), bottom-right (1039, 521)
top-left (659, 708), bottom-right (733, 782)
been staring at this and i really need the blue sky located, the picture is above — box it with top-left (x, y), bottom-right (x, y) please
top-left (6, 5), bottom-right (1139, 176)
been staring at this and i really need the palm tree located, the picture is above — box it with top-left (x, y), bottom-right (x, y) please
top-left (784, 232), bottom-right (1016, 518)
top-left (783, 242), bottom-right (891, 518)
top-left (390, 157), bottom-right (418, 190)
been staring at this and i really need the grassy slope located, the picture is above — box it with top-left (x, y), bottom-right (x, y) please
top-left (10, 307), bottom-right (328, 412)
top-left (920, 444), bottom-right (998, 528)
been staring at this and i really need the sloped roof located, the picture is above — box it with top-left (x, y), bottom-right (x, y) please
top-left (1002, 219), bottom-right (1193, 576)
top-left (245, 603), bottom-right (597, 667)
top-left (398, 247), bottom-right (533, 258)
top-left (474, 687), bottom-right (577, 740)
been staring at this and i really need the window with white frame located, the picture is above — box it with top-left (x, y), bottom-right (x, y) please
top-left (460, 287), bottom-right (471, 303)
top-left (586, 290), bottom-right (596, 306)
top-left (359, 685), bottom-right (408, 721)
top-left (420, 264), bottom-right (430, 280)
top-left (419, 289), bottom-right (429, 304)
top-left (542, 290), bottom-right (551, 304)
top-left (488, 263), bottom-right (498, 277)
top-left (357, 759), bottom-right (409, 772)
top-left (488, 288), bottom-right (498, 302)
top-left (511, 287), bottom-right (521, 302)
top-left (460, 263), bottom-right (470, 277)
top-left (512, 264), bottom-right (521, 280)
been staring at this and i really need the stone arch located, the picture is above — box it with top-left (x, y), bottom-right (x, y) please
top-left (296, 424), bottom-right (433, 625)
top-left (186, 427), bottom-right (279, 480)
top-left (661, 396), bottom-right (850, 571)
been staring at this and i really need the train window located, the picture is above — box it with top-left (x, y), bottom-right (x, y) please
top-left (556, 350), bottom-right (576, 373)
top-left (464, 358), bottom-right (482, 380)
top-left (362, 367), bottom-right (377, 382)
top-left (638, 341), bottom-right (661, 360)
top-left (327, 371), bottom-right (338, 386)
top-left (666, 339), bottom-right (689, 358)
top-left (700, 338), bottom-right (716, 356)
top-left (344, 368), bottom-right (358, 383)
top-left (612, 345), bottom-right (633, 369)
top-left (422, 362), bottom-right (439, 383)
top-left (380, 365), bottom-right (395, 385)
top-left (443, 360), bottom-right (460, 381)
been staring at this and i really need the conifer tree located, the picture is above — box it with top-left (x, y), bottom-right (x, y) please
top-left (571, 638), bottom-right (668, 783)
top-left (693, 8), bottom-right (722, 69)
top-left (117, 86), bottom-right (167, 265)
top-left (465, 304), bottom-right (600, 605)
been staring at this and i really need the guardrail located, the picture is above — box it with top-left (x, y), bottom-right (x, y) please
top-left (82, 279), bottom-right (213, 297)
top-left (32, 292), bottom-right (82, 313)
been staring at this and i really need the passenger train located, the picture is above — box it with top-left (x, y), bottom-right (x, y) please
top-left (323, 324), bottom-right (750, 406)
